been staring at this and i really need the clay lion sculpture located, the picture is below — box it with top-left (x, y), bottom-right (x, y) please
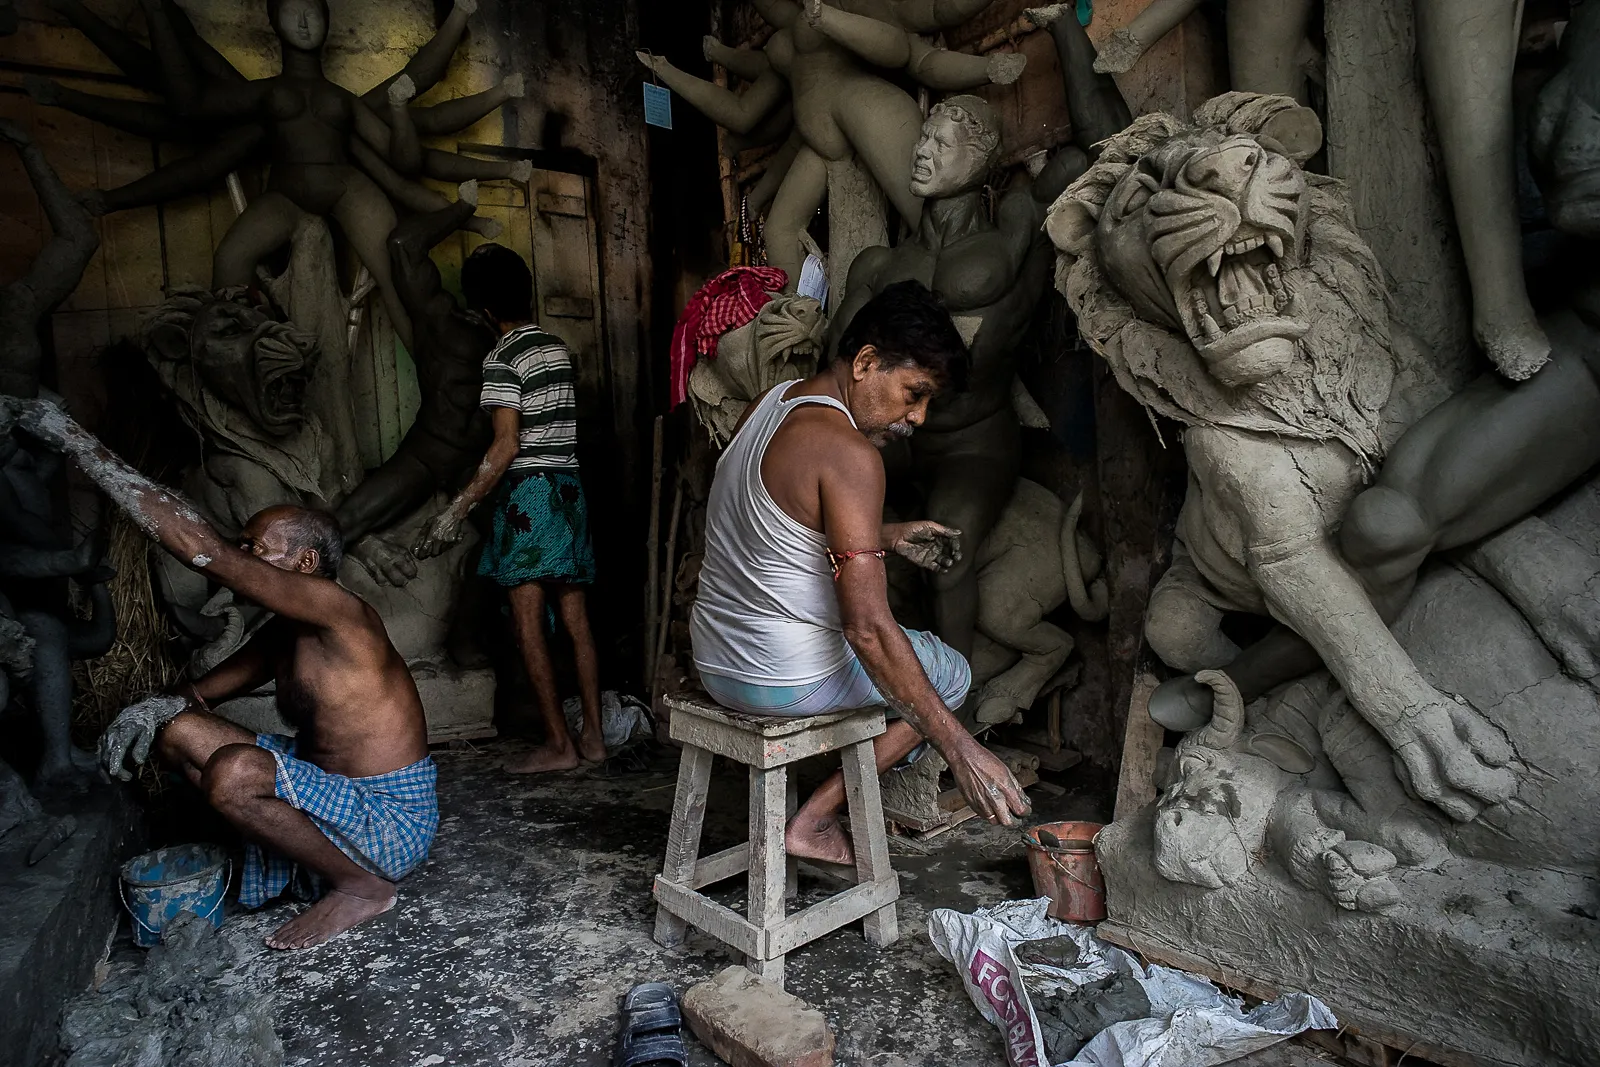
top-left (1045, 92), bottom-right (1518, 825)
top-left (968, 479), bottom-right (1108, 725)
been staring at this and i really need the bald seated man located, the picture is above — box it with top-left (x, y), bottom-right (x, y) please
top-left (6, 397), bottom-right (436, 951)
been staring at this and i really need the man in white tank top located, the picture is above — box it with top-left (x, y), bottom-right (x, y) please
top-left (692, 281), bottom-right (1031, 867)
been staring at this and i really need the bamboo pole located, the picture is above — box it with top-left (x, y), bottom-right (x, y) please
top-left (650, 477), bottom-right (686, 708)
top-left (643, 415), bottom-right (664, 688)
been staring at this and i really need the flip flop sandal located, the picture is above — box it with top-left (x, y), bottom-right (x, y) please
top-left (613, 982), bottom-right (688, 1067)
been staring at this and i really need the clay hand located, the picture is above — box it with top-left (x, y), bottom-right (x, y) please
top-left (351, 535), bottom-right (419, 587)
top-left (413, 509), bottom-right (465, 560)
top-left (890, 521), bottom-right (962, 573)
top-left (1386, 691), bottom-right (1517, 822)
top-left (946, 738), bottom-right (1031, 826)
top-left (503, 73), bottom-right (525, 99)
top-left (454, 0), bottom-right (479, 15)
top-left (98, 694), bottom-right (186, 782)
top-left (802, 0), bottom-right (823, 25)
top-left (635, 50), bottom-right (666, 75)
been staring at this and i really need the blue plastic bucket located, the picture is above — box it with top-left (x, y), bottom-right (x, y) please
top-left (119, 844), bottom-right (228, 948)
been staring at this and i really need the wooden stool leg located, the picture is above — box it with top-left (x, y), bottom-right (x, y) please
top-left (654, 744), bottom-right (714, 948)
top-left (747, 763), bottom-right (788, 987)
top-left (785, 772), bottom-right (799, 900)
top-left (842, 738), bottom-right (899, 948)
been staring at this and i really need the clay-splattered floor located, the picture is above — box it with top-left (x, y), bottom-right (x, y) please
top-left (211, 739), bottom-right (1107, 1067)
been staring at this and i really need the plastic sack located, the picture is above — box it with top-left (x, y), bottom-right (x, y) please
top-left (928, 898), bottom-right (1336, 1067)
top-left (561, 690), bottom-right (654, 750)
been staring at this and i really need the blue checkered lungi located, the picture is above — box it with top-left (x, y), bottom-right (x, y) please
top-left (239, 734), bottom-right (439, 909)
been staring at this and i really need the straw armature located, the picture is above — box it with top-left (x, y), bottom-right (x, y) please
top-left (71, 512), bottom-right (184, 794)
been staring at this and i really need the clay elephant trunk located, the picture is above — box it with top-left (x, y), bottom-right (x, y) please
top-left (1060, 491), bottom-right (1109, 622)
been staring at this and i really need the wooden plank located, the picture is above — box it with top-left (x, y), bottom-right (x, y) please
top-left (1113, 671), bottom-right (1165, 821)
top-left (766, 879), bottom-right (900, 957)
top-left (653, 877), bottom-right (763, 958)
top-left (1097, 922), bottom-right (1493, 1067)
top-left (653, 744), bottom-right (713, 948)
top-left (841, 739), bottom-right (898, 948)
top-left (669, 705), bottom-right (885, 769)
top-left (915, 807), bottom-right (979, 842)
top-left (692, 843), bottom-right (749, 889)
top-left (1009, 739), bottom-right (1086, 773)
top-left (665, 692), bottom-right (866, 737)
top-left (937, 767), bottom-right (1040, 812)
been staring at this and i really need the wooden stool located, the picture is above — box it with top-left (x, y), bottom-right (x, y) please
top-left (652, 691), bottom-right (900, 988)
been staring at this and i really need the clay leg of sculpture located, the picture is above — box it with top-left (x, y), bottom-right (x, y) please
top-left (925, 453), bottom-right (1018, 664)
top-left (835, 81), bottom-right (925, 228)
top-left (1462, 517), bottom-right (1600, 685)
top-left (16, 611), bottom-right (95, 788)
top-left (763, 144), bottom-right (829, 287)
top-left (1416, 0), bottom-right (1548, 379)
top-left (1342, 338), bottom-right (1600, 609)
top-left (971, 618), bottom-right (1072, 725)
top-left (212, 191), bottom-right (305, 289)
top-left (1144, 547), bottom-right (1241, 674)
top-left (1225, 0), bottom-right (1316, 99)
top-left (329, 171), bottom-right (413, 350)
top-left (1271, 791), bottom-right (1402, 912)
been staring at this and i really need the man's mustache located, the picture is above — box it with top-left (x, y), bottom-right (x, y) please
top-left (886, 422), bottom-right (915, 440)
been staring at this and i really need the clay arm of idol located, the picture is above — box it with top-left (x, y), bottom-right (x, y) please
top-left (362, 0), bottom-right (479, 107)
top-left (1087, 0), bottom-right (1203, 74)
top-left (23, 78), bottom-right (194, 142)
top-left (824, 428), bottom-right (1030, 825)
top-left (636, 52), bottom-right (787, 136)
top-left (15, 400), bottom-right (363, 630)
top-left (409, 76), bottom-right (525, 135)
top-left (800, 0), bottom-right (913, 68)
top-left (895, 0), bottom-right (999, 32)
top-left (1188, 427), bottom-right (1518, 823)
top-left (135, 0), bottom-right (260, 120)
top-left (91, 125), bottom-right (267, 214)
top-left (413, 406), bottom-right (519, 559)
top-left (705, 37), bottom-right (773, 82)
top-left (751, 0), bottom-right (803, 30)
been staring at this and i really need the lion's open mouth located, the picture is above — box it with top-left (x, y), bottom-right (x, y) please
top-left (1181, 225), bottom-right (1307, 387)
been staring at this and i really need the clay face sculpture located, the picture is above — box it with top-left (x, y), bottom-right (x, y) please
top-left (176, 300), bottom-right (316, 439)
top-left (272, 0), bottom-right (328, 51)
top-left (909, 101), bottom-right (999, 199)
top-left (1095, 131), bottom-right (1307, 386)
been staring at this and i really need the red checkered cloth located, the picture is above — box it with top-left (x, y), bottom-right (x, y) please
top-left (669, 266), bottom-right (788, 408)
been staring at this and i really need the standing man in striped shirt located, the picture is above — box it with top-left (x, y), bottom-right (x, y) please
top-left (414, 243), bottom-right (605, 773)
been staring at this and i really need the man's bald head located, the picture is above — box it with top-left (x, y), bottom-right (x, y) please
top-left (241, 505), bottom-right (344, 579)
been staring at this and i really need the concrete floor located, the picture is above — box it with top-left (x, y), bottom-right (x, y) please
top-left (160, 739), bottom-right (1346, 1066)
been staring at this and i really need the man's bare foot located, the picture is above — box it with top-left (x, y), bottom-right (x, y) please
top-left (576, 730), bottom-right (606, 764)
top-left (265, 885), bottom-right (395, 951)
top-left (785, 814), bottom-right (854, 866)
top-left (505, 743), bottom-right (581, 774)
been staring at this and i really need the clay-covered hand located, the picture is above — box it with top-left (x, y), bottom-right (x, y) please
top-left (503, 73), bottom-right (526, 99)
top-left (888, 520), bottom-right (962, 573)
top-left (455, 0), bottom-right (479, 14)
top-left (413, 507), bottom-right (466, 560)
top-left (99, 693), bottom-right (186, 781)
top-left (1386, 692), bottom-right (1517, 822)
top-left (946, 737), bottom-right (1032, 826)
top-left (351, 534), bottom-right (420, 587)
top-left (635, 50), bottom-right (667, 76)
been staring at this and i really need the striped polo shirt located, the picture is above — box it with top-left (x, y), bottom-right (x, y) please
top-left (479, 324), bottom-right (580, 471)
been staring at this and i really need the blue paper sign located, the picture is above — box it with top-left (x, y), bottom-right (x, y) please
top-left (644, 83), bottom-right (673, 129)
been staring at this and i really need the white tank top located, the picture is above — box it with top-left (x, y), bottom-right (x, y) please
top-left (691, 381), bottom-right (855, 686)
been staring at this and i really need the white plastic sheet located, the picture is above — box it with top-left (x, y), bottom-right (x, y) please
top-left (928, 898), bottom-right (1336, 1067)
top-left (560, 691), bottom-right (653, 750)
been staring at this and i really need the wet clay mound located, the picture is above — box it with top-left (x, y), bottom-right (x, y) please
top-left (60, 912), bottom-right (283, 1067)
